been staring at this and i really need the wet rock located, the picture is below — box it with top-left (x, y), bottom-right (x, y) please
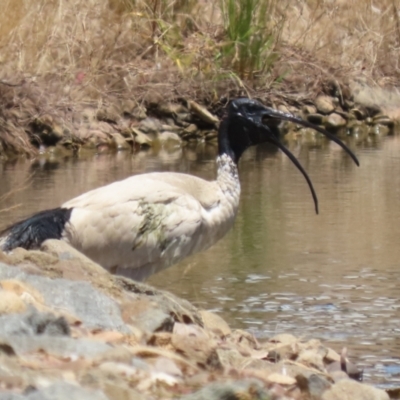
top-left (315, 95), bottom-right (336, 114)
top-left (131, 128), bottom-right (153, 147)
top-left (325, 113), bottom-right (347, 129)
top-left (0, 309), bottom-right (70, 337)
top-left (373, 114), bottom-right (394, 127)
top-left (307, 113), bottom-right (325, 125)
top-left (322, 379), bottom-right (389, 400)
top-left (111, 132), bottom-right (130, 150)
top-left (31, 115), bottom-right (65, 146)
top-left (158, 131), bottom-right (182, 144)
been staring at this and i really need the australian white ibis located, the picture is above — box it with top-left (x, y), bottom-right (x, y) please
top-left (0, 98), bottom-right (359, 281)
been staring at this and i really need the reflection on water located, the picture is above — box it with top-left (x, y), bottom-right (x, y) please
top-left (1, 133), bottom-right (400, 387)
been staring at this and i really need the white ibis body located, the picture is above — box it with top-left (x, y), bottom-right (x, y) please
top-left (0, 99), bottom-right (359, 281)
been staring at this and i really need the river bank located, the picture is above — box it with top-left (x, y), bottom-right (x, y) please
top-left (0, 240), bottom-right (395, 399)
top-left (0, 75), bottom-right (398, 159)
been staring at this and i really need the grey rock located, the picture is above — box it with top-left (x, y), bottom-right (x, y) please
top-left (133, 309), bottom-right (174, 333)
top-left (111, 132), bottom-right (130, 150)
top-left (0, 395), bottom-right (25, 400)
top-left (139, 117), bottom-right (163, 134)
top-left (0, 263), bottom-right (129, 332)
top-left (0, 309), bottom-right (70, 337)
top-left (27, 382), bottom-right (109, 400)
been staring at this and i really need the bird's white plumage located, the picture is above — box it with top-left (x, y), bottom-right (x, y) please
top-left (62, 154), bottom-right (240, 280)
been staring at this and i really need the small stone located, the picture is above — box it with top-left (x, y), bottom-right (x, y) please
top-left (158, 131), bottom-right (182, 144)
top-left (325, 113), bottom-right (347, 129)
top-left (200, 310), bottom-right (231, 336)
top-left (267, 372), bottom-right (296, 385)
top-left (132, 309), bottom-right (174, 334)
top-left (302, 104), bottom-right (317, 115)
top-left (315, 95), bottom-right (336, 114)
top-left (297, 350), bottom-right (325, 371)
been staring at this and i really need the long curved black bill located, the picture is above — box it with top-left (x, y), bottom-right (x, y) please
top-left (267, 135), bottom-right (319, 214)
top-left (262, 109), bottom-right (360, 167)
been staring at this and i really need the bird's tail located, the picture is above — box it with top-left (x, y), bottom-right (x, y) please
top-left (0, 208), bottom-right (72, 252)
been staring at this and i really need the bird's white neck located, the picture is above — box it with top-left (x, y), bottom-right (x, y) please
top-left (216, 153), bottom-right (240, 199)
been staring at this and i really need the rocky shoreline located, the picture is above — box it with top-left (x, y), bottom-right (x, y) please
top-left (0, 77), bottom-right (398, 159)
top-left (0, 240), bottom-right (395, 399)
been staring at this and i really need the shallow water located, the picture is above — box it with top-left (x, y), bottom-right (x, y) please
top-left (1, 132), bottom-right (400, 387)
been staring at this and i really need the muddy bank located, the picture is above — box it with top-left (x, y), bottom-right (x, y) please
top-left (0, 76), bottom-right (397, 158)
top-left (0, 241), bottom-right (396, 399)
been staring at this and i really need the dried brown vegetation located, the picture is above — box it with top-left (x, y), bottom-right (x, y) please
top-left (0, 0), bottom-right (399, 153)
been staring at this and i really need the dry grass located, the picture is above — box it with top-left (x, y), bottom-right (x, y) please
top-left (0, 0), bottom-right (399, 153)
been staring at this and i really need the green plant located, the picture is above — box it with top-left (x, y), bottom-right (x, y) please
top-left (219, 0), bottom-right (279, 81)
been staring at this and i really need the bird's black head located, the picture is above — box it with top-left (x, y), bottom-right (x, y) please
top-left (218, 97), bottom-right (359, 214)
